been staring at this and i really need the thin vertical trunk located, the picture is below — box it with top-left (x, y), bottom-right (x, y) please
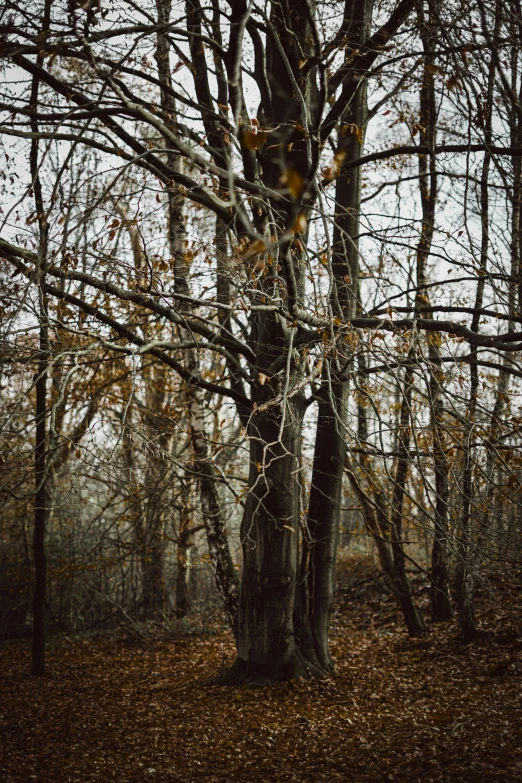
top-left (140, 376), bottom-right (170, 618)
top-left (175, 527), bottom-right (193, 619)
top-left (479, 6), bottom-right (520, 568)
top-left (175, 482), bottom-right (199, 619)
top-left (189, 385), bottom-right (240, 635)
top-left (121, 418), bottom-right (145, 616)
top-left (175, 476), bottom-right (204, 619)
top-left (176, 483), bottom-right (191, 622)
top-left (390, 364), bottom-right (426, 636)
top-left (428, 363), bottom-right (453, 622)
top-left (155, 0), bottom-right (188, 295)
top-left (455, 5), bottom-right (500, 639)
top-left (215, 214), bottom-right (250, 428)
top-left (32, 312), bottom-right (47, 676)
top-left (30, 4), bottom-right (51, 675)
top-left (345, 464), bottom-right (396, 584)
top-left (119, 202), bottom-right (169, 619)
top-left (416, 13), bottom-right (453, 621)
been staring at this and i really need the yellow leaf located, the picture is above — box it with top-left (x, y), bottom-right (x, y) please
top-left (341, 123), bottom-right (364, 144)
top-left (243, 130), bottom-right (268, 150)
top-left (285, 168), bottom-right (304, 198)
top-left (293, 213), bottom-right (307, 234)
top-left (239, 239), bottom-right (267, 261)
top-left (445, 75), bottom-right (461, 92)
top-left (426, 63), bottom-right (445, 76)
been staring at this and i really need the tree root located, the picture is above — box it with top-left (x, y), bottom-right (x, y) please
top-left (218, 648), bottom-right (327, 687)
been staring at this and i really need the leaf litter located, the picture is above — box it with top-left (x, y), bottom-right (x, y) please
top-left (1, 578), bottom-right (521, 782)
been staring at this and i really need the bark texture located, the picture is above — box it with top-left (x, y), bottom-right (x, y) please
top-left (302, 0), bottom-right (374, 670)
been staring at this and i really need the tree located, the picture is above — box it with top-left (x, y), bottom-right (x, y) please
top-left (3, 0), bottom-right (522, 682)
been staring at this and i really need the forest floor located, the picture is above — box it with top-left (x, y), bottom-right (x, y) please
top-left (1, 558), bottom-right (522, 782)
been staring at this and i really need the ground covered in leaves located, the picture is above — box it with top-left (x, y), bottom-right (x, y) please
top-left (2, 569), bottom-right (522, 782)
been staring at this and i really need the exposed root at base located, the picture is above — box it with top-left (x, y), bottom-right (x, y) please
top-left (218, 649), bottom-right (327, 687)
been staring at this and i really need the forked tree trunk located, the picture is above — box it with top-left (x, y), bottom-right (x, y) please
top-left (223, 0), bottom-right (320, 683)
top-left (224, 399), bottom-right (323, 686)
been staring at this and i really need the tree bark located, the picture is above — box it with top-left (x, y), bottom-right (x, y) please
top-left (415, 13), bottom-right (453, 622)
top-left (154, 3), bottom-right (241, 630)
top-left (189, 385), bottom-right (240, 636)
top-left (224, 397), bottom-right (322, 686)
top-left (353, 357), bottom-right (425, 637)
top-left (30, 8), bottom-right (51, 673)
top-left (389, 365), bottom-right (426, 636)
top-left (175, 525), bottom-right (194, 619)
top-left (303, 0), bottom-right (373, 670)
top-left (304, 381), bottom-right (349, 670)
top-left (32, 318), bottom-right (48, 676)
top-left (428, 359), bottom-right (454, 622)
top-left (454, 5), bottom-right (500, 639)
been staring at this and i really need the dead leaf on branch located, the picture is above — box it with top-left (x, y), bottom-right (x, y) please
top-left (243, 130), bottom-right (268, 150)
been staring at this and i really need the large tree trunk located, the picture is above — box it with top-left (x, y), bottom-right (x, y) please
top-left (222, 0), bottom-right (321, 683)
top-left (224, 398), bottom-right (322, 686)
